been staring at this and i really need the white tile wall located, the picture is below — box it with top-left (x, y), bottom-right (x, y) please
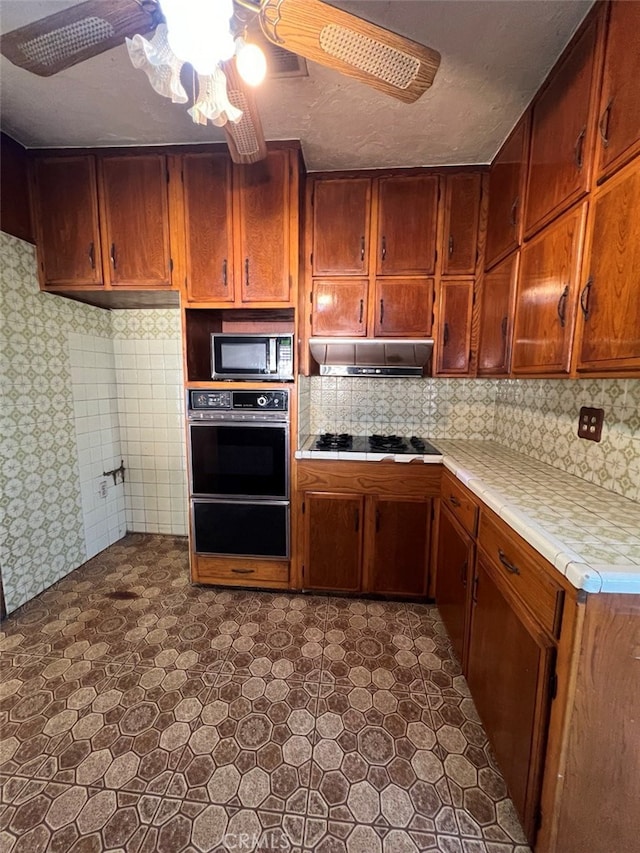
top-left (69, 332), bottom-right (126, 558)
top-left (112, 313), bottom-right (187, 536)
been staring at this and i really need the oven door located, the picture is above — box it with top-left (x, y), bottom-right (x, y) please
top-left (189, 422), bottom-right (288, 499)
top-left (192, 499), bottom-right (289, 558)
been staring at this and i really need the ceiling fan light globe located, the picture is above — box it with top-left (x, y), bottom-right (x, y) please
top-left (161, 0), bottom-right (235, 72)
top-left (236, 40), bottom-right (267, 86)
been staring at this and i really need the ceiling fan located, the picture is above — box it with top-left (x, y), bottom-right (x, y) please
top-left (0, 0), bottom-right (441, 164)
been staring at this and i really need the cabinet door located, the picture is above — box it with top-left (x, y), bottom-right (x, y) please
top-left (576, 162), bottom-right (640, 371)
top-left (524, 14), bottom-right (600, 237)
top-left (183, 153), bottom-right (234, 303)
top-left (303, 493), bottom-right (363, 592)
top-left (435, 507), bottom-right (473, 667)
top-left (434, 280), bottom-right (474, 375)
top-left (596, 1), bottom-right (640, 181)
top-left (237, 150), bottom-right (292, 303)
top-left (376, 175), bottom-right (438, 275)
top-left (467, 555), bottom-right (555, 844)
top-left (373, 278), bottom-right (434, 337)
top-left (32, 156), bottom-right (102, 287)
top-left (366, 497), bottom-right (430, 597)
top-left (485, 116), bottom-right (529, 268)
top-left (477, 252), bottom-right (518, 376)
top-left (312, 279), bottom-right (368, 336)
top-left (312, 178), bottom-right (371, 275)
top-left (442, 173), bottom-right (482, 275)
top-left (512, 204), bottom-right (586, 375)
top-left (99, 155), bottom-right (172, 287)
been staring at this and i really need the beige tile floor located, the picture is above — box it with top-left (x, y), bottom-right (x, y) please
top-left (0, 534), bottom-right (531, 853)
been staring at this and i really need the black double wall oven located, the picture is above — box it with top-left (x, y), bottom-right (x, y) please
top-left (188, 389), bottom-right (290, 560)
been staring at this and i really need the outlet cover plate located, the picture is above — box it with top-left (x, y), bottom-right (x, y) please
top-left (578, 406), bottom-right (604, 442)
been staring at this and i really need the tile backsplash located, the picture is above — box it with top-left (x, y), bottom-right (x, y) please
top-left (303, 375), bottom-right (640, 502)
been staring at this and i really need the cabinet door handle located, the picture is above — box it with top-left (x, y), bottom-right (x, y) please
top-left (379, 299), bottom-right (385, 325)
top-left (574, 127), bottom-right (586, 169)
top-left (449, 495), bottom-right (461, 507)
top-left (360, 236), bottom-right (365, 262)
top-left (358, 298), bottom-right (364, 325)
top-left (448, 234), bottom-right (454, 256)
top-left (509, 196), bottom-right (519, 228)
top-left (443, 322), bottom-right (450, 346)
top-left (244, 258), bottom-right (250, 287)
top-left (110, 243), bottom-right (117, 269)
top-left (557, 285), bottom-right (569, 328)
top-left (580, 277), bottom-right (593, 320)
top-left (598, 99), bottom-right (612, 148)
top-left (381, 236), bottom-right (387, 261)
top-left (471, 574), bottom-right (479, 604)
top-left (460, 559), bottom-right (468, 587)
top-left (231, 568), bottom-right (255, 575)
top-left (222, 259), bottom-right (228, 287)
top-left (498, 549), bottom-right (520, 575)
top-left (375, 508), bottom-right (380, 532)
top-left (501, 315), bottom-right (508, 339)
top-left (88, 242), bottom-right (95, 269)
top-left (354, 508), bottom-right (360, 532)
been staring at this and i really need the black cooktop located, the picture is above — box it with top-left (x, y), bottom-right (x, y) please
top-left (312, 433), bottom-right (441, 455)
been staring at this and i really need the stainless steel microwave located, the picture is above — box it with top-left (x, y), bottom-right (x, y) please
top-left (211, 333), bottom-right (294, 381)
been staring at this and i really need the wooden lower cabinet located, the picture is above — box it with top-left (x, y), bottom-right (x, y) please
top-left (365, 497), bottom-right (431, 596)
top-left (303, 492), bottom-right (363, 592)
top-left (298, 460), bottom-right (440, 597)
top-left (302, 492), bottom-right (431, 596)
top-left (468, 553), bottom-right (555, 844)
top-left (434, 506), bottom-right (473, 667)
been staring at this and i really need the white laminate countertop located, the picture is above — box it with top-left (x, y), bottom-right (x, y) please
top-left (435, 440), bottom-right (640, 595)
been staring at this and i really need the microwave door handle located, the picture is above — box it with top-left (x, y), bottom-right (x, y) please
top-left (269, 338), bottom-right (277, 374)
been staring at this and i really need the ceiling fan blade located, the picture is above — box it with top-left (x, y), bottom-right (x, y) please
top-left (0, 0), bottom-right (160, 77)
top-left (258, 0), bottom-right (440, 103)
top-left (222, 60), bottom-right (268, 164)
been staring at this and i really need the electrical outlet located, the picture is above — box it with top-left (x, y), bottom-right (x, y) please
top-left (578, 406), bottom-right (604, 442)
top-left (98, 480), bottom-right (108, 499)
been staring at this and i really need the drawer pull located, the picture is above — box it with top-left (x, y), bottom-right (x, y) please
top-left (498, 549), bottom-right (520, 575)
top-left (231, 568), bottom-right (255, 575)
top-left (449, 495), bottom-right (461, 507)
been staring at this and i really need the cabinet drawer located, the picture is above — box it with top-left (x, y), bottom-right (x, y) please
top-left (478, 511), bottom-right (564, 637)
top-left (441, 472), bottom-right (478, 536)
top-left (192, 555), bottom-right (289, 588)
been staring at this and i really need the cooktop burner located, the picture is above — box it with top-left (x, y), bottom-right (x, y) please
top-left (315, 433), bottom-right (353, 450)
top-left (311, 433), bottom-right (441, 455)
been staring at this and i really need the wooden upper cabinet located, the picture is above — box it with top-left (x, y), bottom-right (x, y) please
top-left (524, 12), bottom-right (601, 238)
top-left (434, 279), bottom-right (475, 375)
top-left (182, 153), bottom-right (234, 303)
top-left (441, 173), bottom-right (482, 275)
top-left (303, 492), bottom-right (363, 592)
top-left (366, 497), bottom-right (430, 597)
top-left (312, 178), bottom-right (371, 276)
top-left (485, 116), bottom-right (529, 269)
top-left (312, 279), bottom-right (368, 336)
top-left (512, 204), bottom-right (587, 375)
top-left (373, 278), bottom-right (434, 337)
top-left (375, 175), bottom-right (438, 275)
top-left (236, 149), bottom-right (292, 303)
top-left (595, 0), bottom-right (640, 182)
top-left (32, 156), bottom-right (102, 287)
top-left (575, 161), bottom-right (640, 372)
top-left (99, 154), bottom-right (172, 288)
top-left (477, 252), bottom-right (518, 376)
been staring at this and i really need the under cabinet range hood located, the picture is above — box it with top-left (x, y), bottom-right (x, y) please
top-left (309, 338), bottom-right (434, 377)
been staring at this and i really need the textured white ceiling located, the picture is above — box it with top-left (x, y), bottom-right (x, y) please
top-left (0, 0), bottom-right (593, 170)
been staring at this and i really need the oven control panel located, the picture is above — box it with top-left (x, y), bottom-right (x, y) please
top-left (189, 389), bottom-right (289, 421)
